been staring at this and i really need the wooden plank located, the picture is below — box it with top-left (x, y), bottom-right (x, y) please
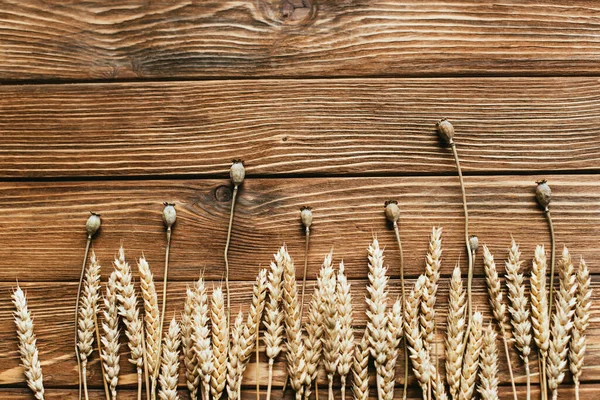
top-left (2, 78), bottom-right (600, 178)
top-left (0, 175), bottom-right (598, 282)
top-left (1, 278), bottom-right (599, 388)
top-left (1, 1), bottom-right (600, 81)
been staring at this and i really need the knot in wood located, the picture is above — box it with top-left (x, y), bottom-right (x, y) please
top-left (215, 185), bottom-right (233, 202)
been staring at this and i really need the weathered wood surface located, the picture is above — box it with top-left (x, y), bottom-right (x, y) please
top-left (2, 78), bottom-right (600, 178)
top-left (0, 175), bottom-right (598, 282)
top-left (1, 278), bottom-right (599, 388)
top-left (2, 1), bottom-right (600, 81)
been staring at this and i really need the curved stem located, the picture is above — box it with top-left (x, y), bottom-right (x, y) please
top-left (154, 227), bottom-right (171, 386)
top-left (137, 368), bottom-right (142, 400)
top-left (393, 222), bottom-right (409, 400)
top-left (225, 185), bottom-right (239, 329)
top-left (75, 236), bottom-right (92, 400)
top-left (328, 376), bottom-right (334, 400)
top-left (141, 330), bottom-right (151, 400)
top-left (500, 326), bottom-right (518, 400)
top-left (82, 361), bottom-right (89, 400)
top-left (340, 376), bottom-right (346, 400)
top-left (540, 355), bottom-right (548, 400)
top-left (575, 378), bottom-right (580, 400)
top-left (256, 326), bottom-right (260, 400)
top-left (93, 311), bottom-right (111, 400)
top-left (546, 210), bottom-right (556, 314)
top-left (315, 376), bottom-right (320, 400)
top-left (266, 360), bottom-right (274, 400)
top-left (151, 376), bottom-right (157, 400)
top-left (525, 359), bottom-right (531, 400)
top-left (300, 228), bottom-right (310, 318)
top-left (552, 390), bottom-right (557, 400)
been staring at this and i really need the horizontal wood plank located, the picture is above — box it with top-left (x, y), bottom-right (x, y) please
top-left (0, 175), bottom-right (598, 282)
top-left (1, 1), bottom-right (600, 81)
top-left (1, 278), bottom-right (599, 388)
top-left (2, 78), bottom-right (600, 178)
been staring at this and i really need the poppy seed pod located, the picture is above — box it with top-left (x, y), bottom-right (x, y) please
top-left (300, 206), bottom-right (313, 229)
top-left (230, 159), bottom-right (246, 187)
top-left (535, 180), bottom-right (552, 210)
top-left (162, 202), bottom-right (176, 229)
top-left (469, 235), bottom-right (479, 253)
top-left (85, 212), bottom-right (101, 237)
top-left (436, 118), bottom-right (455, 145)
top-left (384, 200), bottom-right (401, 223)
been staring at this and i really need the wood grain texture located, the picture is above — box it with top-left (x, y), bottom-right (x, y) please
top-left (2, 78), bottom-right (600, 178)
top-left (0, 175), bottom-right (598, 282)
top-left (2, 278), bottom-right (599, 388)
top-left (2, 1), bottom-right (600, 81)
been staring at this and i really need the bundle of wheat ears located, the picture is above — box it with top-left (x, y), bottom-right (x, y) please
top-left (12, 127), bottom-right (593, 400)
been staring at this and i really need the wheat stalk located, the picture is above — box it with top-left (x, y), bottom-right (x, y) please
top-left (505, 239), bottom-right (532, 400)
top-left (227, 310), bottom-right (247, 400)
top-left (421, 227), bottom-right (443, 352)
top-left (337, 261), bottom-right (355, 400)
top-left (137, 255), bottom-right (161, 396)
top-left (264, 252), bottom-right (285, 400)
top-left (211, 286), bottom-right (228, 400)
top-left (114, 246), bottom-right (145, 398)
top-left (352, 330), bottom-right (370, 400)
top-left (445, 265), bottom-right (466, 400)
top-left (405, 275), bottom-right (432, 398)
top-left (366, 238), bottom-right (390, 400)
top-left (158, 317), bottom-right (181, 400)
top-left (281, 245), bottom-right (308, 400)
top-left (77, 252), bottom-right (101, 400)
top-left (458, 311), bottom-right (483, 400)
top-left (547, 247), bottom-right (577, 400)
top-left (530, 245), bottom-right (550, 400)
top-left (569, 258), bottom-right (591, 400)
top-left (478, 322), bottom-right (499, 400)
top-left (482, 245), bottom-right (517, 400)
top-left (101, 271), bottom-right (121, 400)
top-left (12, 285), bottom-right (45, 400)
top-left (381, 299), bottom-right (403, 400)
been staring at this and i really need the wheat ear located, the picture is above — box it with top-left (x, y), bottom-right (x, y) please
top-left (77, 252), bottom-right (101, 400)
top-left (366, 238), bottom-right (390, 400)
top-left (303, 272), bottom-right (324, 400)
top-left (185, 279), bottom-right (206, 399)
top-left (569, 258), bottom-right (592, 400)
top-left (405, 275), bottom-right (432, 397)
top-left (137, 256), bottom-right (161, 396)
top-left (505, 239), bottom-right (532, 400)
top-left (478, 323), bottom-right (499, 400)
top-left (227, 310), bottom-right (247, 400)
top-left (381, 298), bottom-right (403, 400)
top-left (352, 329), bottom-right (370, 400)
top-left (12, 285), bottom-right (45, 400)
top-left (114, 246), bottom-right (145, 398)
top-left (158, 317), bottom-right (181, 400)
top-left (317, 252), bottom-right (339, 400)
top-left (445, 265), bottom-right (466, 400)
top-left (547, 247), bottom-right (577, 400)
top-left (101, 271), bottom-right (121, 400)
top-left (281, 245), bottom-right (308, 400)
top-left (264, 252), bottom-right (285, 400)
top-left (421, 227), bottom-right (442, 352)
top-left (336, 261), bottom-right (355, 400)
top-left (211, 286), bottom-right (228, 400)
top-left (458, 311), bottom-right (483, 400)
top-left (482, 245), bottom-right (517, 400)
top-left (531, 245), bottom-right (550, 400)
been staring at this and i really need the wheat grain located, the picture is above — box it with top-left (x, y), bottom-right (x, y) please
top-left (352, 330), bottom-right (370, 400)
top-left (101, 271), bottom-right (121, 400)
top-left (458, 311), bottom-right (483, 400)
top-left (227, 310), bottom-right (246, 400)
top-left (337, 261), bottom-right (355, 400)
top-left (505, 239), bottom-right (532, 400)
top-left (12, 285), bottom-right (45, 400)
top-left (264, 252), bottom-right (285, 400)
top-left (445, 264), bottom-right (466, 400)
top-left (381, 299), bottom-right (403, 400)
top-left (421, 227), bottom-right (443, 352)
top-left (405, 275), bottom-right (432, 396)
top-left (281, 245), bottom-right (307, 400)
top-left (547, 247), bottom-right (577, 400)
top-left (211, 286), bottom-right (228, 400)
top-left (569, 258), bottom-right (592, 400)
top-left (158, 317), bottom-right (181, 400)
top-left (478, 323), bottom-right (499, 400)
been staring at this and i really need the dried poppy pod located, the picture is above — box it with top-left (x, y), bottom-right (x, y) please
top-left (230, 159), bottom-right (246, 187)
top-left (85, 212), bottom-right (101, 238)
top-left (536, 180), bottom-right (552, 211)
top-left (436, 118), bottom-right (455, 146)
top-left (384, 200), bottom-right (401, 224)
top-left (162, 202), bottom-right (177, 229)
top-left (300, 206), bottom-right (313, 230)
top-left (469, 235), bottom-right (479, 254)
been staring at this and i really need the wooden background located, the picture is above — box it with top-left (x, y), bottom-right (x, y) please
top-left (0, 1), bottom-right (599, 398)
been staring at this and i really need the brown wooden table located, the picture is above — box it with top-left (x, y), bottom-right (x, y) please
top-left (0, 1), bottom-right (599, 398)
